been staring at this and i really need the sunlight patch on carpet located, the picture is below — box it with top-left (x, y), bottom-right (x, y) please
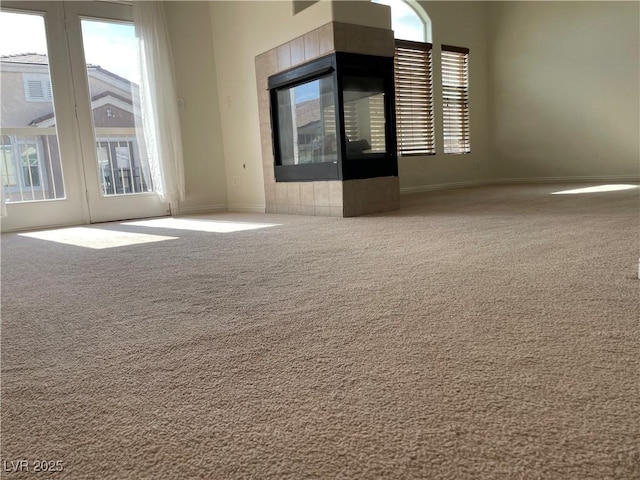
top-left (124, 218), bottom-right (280, 233)
top-left (19, 227), bottom-right (178, 249)
top-left (551, 184), bottom-right (639, 195)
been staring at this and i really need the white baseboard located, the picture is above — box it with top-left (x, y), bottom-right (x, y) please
top-left (174, 204), bottom-right (267, 215)
top-left (400, 175), bottom-right (640, 195)
top-left (227, 204), bottom-right (266, 213)
top-left (492, 175), bottom-right (640, 185)
top-left (400, 179), bottom-right (489, 195)
top-left (175, 204), bottom-right (228, 216)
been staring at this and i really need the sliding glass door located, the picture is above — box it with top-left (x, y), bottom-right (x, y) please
top-left (0, 1), bottom-right (169, 232)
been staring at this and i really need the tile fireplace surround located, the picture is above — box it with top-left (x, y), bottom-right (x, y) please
top-left (255, 21), bottom-right (400, 217)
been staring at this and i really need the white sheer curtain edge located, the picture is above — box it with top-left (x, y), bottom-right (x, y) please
top-left (133, 0), bottom-right (185, 205)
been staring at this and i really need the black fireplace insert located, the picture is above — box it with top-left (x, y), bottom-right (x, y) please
top-left (268, 52), bottom-right (398, 182)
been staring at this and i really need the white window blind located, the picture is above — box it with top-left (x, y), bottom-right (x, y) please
top-left (368, 94), bottom-right (386, 152)
top-left (343, 101), bottom-right (358, 141)
top-left (343, 96), bottom-right (385, 152)
top-left (394, 40), bottom-right (435, 156)
top-left (441, 45), bottom-right (470, 154)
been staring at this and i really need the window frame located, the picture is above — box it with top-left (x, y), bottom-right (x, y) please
top-left (372, 0), bottom-right (432, 44)
top-left (394, 39), bottom-right (435, 156)
top-left (441, 45), bottom-right (470, 155)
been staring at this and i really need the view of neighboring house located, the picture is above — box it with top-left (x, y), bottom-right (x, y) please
top-left (0, 53), bottom-right (151, 203)
top-left (280, 84), bottom-right (385, 166)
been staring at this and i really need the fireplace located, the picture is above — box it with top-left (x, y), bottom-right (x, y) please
top-left (256, 21), bottom-right (400, 217)
top-left (268, 52), bottom-right (397, 183)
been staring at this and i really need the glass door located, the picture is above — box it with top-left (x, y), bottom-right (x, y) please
top-left (63, 1), bottom-right (169, 223)
top-left (0, 4), bottom-right (88, 231)
top-left (0, 1), bottom-right (169, 232)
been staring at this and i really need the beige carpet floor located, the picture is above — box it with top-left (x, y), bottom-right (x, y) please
top-left (1, 183), bottom-right (639, 479)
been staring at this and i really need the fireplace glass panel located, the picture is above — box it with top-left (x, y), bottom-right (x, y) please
top-left (268, 52), bottom-right (397, 182)
top-left (342, 76), bottom-right (387, 159)
top-left (276, 75), bottom-right (337, 166)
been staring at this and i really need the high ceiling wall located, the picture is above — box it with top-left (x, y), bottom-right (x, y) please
top-left (165, 1), bottom-right (639, 213)
top-left (488, 1), bottom-right (639, 182)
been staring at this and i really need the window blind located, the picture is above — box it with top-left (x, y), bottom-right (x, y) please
top-left (343, 101), bottom-right (358, 141)
top-left (343, 96), bottom-right (385, 152)
top-left (394, 40), bottom-right (435, 156)
top-left (441, 45), bottom-right (470, 154)
top-left (368, 94), bottom-right (386, 152)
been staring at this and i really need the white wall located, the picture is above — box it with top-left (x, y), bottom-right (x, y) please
top-left (208, 0), bottom-right (334, 211)
top-left (489, 1), bottom-right (640, 181)
top-left (332, 0), bottom-right (391, 29)
top-left (169, 0), bottom-right (639, 214)
top-left (165, 1), bottom-right (228, 214)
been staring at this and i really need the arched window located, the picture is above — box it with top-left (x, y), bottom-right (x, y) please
top-left (372, 0), bottom-right (431, 43)
top-left (373, 0), bottom-right (435, 156)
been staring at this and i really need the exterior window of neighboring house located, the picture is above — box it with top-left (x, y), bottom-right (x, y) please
top-left (372, 0), bottom-right (434, 156)
top-left (23, 73), bottom-right (53, 102)
top-left (0, 135), bottom-right (46, 192)
top-left (1, 136), bottom-right (18, 188)
top-left (20, 142), bottom-right (41, 186)
top-left (442, 45), bottom-right (470, 154)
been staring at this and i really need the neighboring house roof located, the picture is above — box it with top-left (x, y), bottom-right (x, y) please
top-left (295, 99), bottom-right (320, 129)
top-left (0, 52), bottom-right (50, 65)
top-left (1, 52), bottom-right (134, 86)
top-left (30, 91), bottom-right (134, 127)
top-left (90, 65), bottom-right (133, 87)
top-left (89, 90), bottom-right (134, 106)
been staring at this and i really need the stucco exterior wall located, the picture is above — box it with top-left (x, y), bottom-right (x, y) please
top-left (1, 70), bottom-right (55, 127)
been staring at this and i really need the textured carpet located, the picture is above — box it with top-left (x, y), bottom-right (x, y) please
top-left (1, 183), bottom-right (639, 479)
